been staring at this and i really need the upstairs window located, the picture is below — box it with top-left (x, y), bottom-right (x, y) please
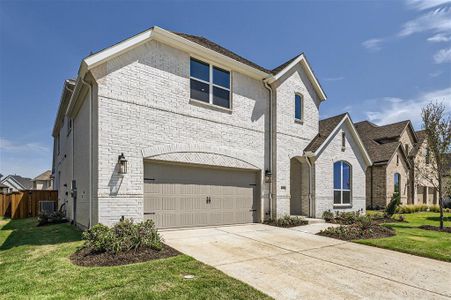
top-left (333, 161), bottom-right (352, 206)
top-left (426, 147), bottom-right (430, 164)
top-left (405, 144), bottom-right (409, 155)
top-left (190, 58), bottom-right (231, 109)
top-left (342, 132), bottom-right (346, 149)
top-left (295, 94), bottom-right (302, 121)
top-left (394, 173), bottom-right (401, 193)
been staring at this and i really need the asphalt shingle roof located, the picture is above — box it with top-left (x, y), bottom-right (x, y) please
top-left (304, 113), bottom-right (347, 153)
top-left (9, 175), bottom-right (33, 189)
top-left (354, 120), bottom-right (410, 163)
top-left (33, 170), bottom-right (52, 181)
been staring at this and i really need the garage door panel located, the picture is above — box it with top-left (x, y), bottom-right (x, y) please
top-left (144, 161), bottom-right (259, 228)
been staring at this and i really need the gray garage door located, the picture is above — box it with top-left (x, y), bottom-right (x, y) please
top-left (144, 161), bottom-right (259, 228)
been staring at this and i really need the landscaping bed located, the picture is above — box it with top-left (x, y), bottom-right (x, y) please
top-left (419, 225), bottom-right (451, 233)
top-left (318, 223), bottom-right (395, 240)
top-left (71, 244), bottom-right (180, 267)
top-left (264, 215), bottom-right (308, 228)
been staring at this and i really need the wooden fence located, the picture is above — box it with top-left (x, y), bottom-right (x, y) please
top-left (0, 190), bottom-right (58, 219)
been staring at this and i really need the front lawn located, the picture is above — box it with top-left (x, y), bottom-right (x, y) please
top-left (0, 218), bottom-right (271, 299)
top-left (356, 212), bottom-right (451, 262)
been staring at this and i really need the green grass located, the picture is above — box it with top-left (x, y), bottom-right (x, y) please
top-left (357, 212), bottom-right (451, 262)
top-left (0, 218), bottom-right (271, 299)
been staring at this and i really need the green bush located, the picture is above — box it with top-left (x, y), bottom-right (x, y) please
top-left (395, 204), bottom-right (449, 214)
top-left (385, 193), bottom-right (400, 217)
top-left (81, 218), bottom-right (162, 254)
top-left (334, 211), bottom-right (361, 225)
top-left (264, 215), bottom-right (308, 227)
top-left (37, 210), bottom-right (67, 226)
top-left (322, 210), bottom-right (334, 222)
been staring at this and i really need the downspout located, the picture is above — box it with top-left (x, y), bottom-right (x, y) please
top-left (263, 80), bottom-right (273, 219)
top-left (370, 166), bottom-right (374, 208)
top-left (80, 78), bottom-right (92, 229)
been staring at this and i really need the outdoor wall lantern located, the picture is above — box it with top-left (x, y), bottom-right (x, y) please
top-left (118, 153), bottom-right (128, 174)
top-left (264, 170), bottom-right (272, 183)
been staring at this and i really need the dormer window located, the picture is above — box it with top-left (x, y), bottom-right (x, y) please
top-left (190, 58), bottom-right (231, 109)
top-left (295, 94), bottom-right (303, 121)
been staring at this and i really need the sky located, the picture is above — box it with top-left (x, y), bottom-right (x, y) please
top-left (0, 0), bottom-right (450, 178)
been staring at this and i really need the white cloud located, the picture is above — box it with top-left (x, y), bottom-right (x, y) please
top-left (399, 7), bottom-right (451, 37)
top-left (429, 70), bottom-right (443, 77)
top-left (0, 137), bottom-right (48, 153)
top-left (365, 87), bottom-right (451, 127)
top-left (323, 76), bottom-right (345, 82)
top-left (362, 38), bottom-right (384, 52)
top-left (427, 33), bottom-right (451, 42)
top-left (433, 47), bottom-right (451, 63)
top-left (405, 0), bottom-right (451, 11)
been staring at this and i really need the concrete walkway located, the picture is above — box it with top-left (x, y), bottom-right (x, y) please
top-left (161, 223), bottom-right (451, 300)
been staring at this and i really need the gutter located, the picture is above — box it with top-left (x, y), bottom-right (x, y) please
top-left (263, 80), bottom-right (273, 219)
top-left (80, 78), bottom-right (93, 229)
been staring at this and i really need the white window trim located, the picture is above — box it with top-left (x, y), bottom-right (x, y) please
top-left (294, 92), bottom-right (304, 122)
top-left (189, 57), bottom-right (232, 109)
top-left (333, 161), bottom-right (352, 207)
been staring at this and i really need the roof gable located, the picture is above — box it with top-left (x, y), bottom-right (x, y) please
top-left (304, 113), bottom-right (372, 166)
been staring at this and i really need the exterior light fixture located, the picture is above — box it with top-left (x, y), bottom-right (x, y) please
top-left (264, 170), bottom-right (272, 183)
top-left (118, 153), bottom-right (128, 174)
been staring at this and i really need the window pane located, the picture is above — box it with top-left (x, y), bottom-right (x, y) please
top-left (394, 173), bottom-right (400, 193)
top-left (342, 163), bottom-right (351, 190)
top-left (342, 191), bottom-right (351, 204)
top-left (190, 79), bottom-right (209, 102)
top-left (295, 95), bottom-right (302, 120)
top-left (333, 162), bottom-right (341, 189)
top-left (213, 86), bottom-right (230, 108)
top-left (213, 67), bottom-right (230, 89)
top-left (190, 58), bottom-right (209, 81)
top-left (334, 191), bottom-right (341, 204)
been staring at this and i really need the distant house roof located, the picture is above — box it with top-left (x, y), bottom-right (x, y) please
top-left (33, 170), bottom-right (52, 181)
top-left (1, 175), bottom-right (33, 190)
top-left (354, 120), bottom-right (413, 164)
top-left (304, 113), bottom-right (348, 153)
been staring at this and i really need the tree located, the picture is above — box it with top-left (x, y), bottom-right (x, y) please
top-left (416, 101), bottom-right (451, 229)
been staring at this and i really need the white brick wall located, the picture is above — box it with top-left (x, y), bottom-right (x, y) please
top-left (314, 122), bottom-right (367, 217)
top-left (54, 37), bottom-right (370, 226)
top-left (91, 40), bottom-right (269, 225)
top-left (273, 64), bottom-right (321, 217)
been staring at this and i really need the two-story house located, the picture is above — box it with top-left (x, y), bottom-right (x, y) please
top-left (52, 26), bottom-right (371, 229)
top-left (355, 121), bottom-right (438, 208)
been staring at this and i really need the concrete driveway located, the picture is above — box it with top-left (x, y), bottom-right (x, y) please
top-left (161, 223), bottom-right (451, 300)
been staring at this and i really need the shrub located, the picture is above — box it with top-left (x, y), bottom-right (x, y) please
top-left (322, 210), bottom-right (334, 222)
top-left (396, 204), bottom-right (448, 214)
top-left (37, 210), bottom-right (67, 226)
top-left (334, 211), bottom-right (360, 225)
top-left (81, 218), bottom-right (162, 255)
top-left (385, 193), bottom-right (400, 217)
top-left (368, 211), bottom-right (385, 220)
top-left (264, 215), bottom-right (308, 227)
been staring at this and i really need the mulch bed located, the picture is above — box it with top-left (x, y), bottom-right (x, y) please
top-left (318, 224), bottom-right (396, 241)
top-left (71, 244), bottom-right (180, 267)
top-left (419, 225), bottom-right (451, 233)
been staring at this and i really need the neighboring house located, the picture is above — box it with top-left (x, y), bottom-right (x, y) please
top-left (355, 121), bottom-right (438, 208)
top-left (32, 170), bottom-right (53, 190)
top-left (0, 175), bottom-right (33, 193)
top-left (0, 183), bottom-right (9, 194)
top-left (52, 26), bottom-right (371, 229)
top-left (409, 130), bottom-right (439, 205)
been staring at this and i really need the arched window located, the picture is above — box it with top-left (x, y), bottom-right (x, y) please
top-left (295, 94), bottom-right (303, 121)
top-left (333, 161), bottom-right (352, 205)
top-left (394, 173), bottom-right (401, 193)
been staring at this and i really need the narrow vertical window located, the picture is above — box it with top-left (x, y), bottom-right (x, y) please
top-left (396, 155), bottom-right (399, 166)
top-left (295, 94), bottom-right (302, 121)
top-left (394, 173), bottom-right (401, 194)
top-left (426, 148), bottom-right (430, 164)
top-left (342, 132), bottom-right (346, 149)
top-left (333, 161), bottom-right (352, 205)
top-left (405, 144), bottom-right (409, 155)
